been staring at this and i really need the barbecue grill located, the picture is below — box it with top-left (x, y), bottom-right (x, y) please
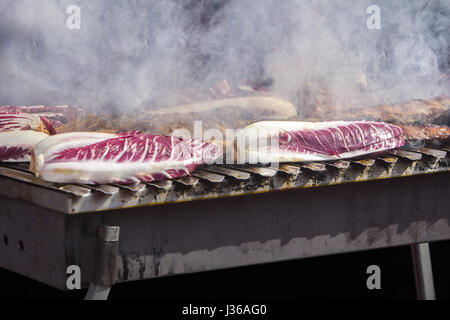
top-left (1, 144), bottom-right (449, 299)
top-left (1, 0), bottom-right (449, 301)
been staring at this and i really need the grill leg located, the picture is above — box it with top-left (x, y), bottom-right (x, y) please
top-left (84, 225), bottom-right (120, 301)
top-left (411, 242), bottom-right (436, 300)
top-left (85, 284), bottom-right (111, 300)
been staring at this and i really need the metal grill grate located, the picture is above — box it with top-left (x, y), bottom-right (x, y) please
top-left (0, 145), bottom-right (449, 214)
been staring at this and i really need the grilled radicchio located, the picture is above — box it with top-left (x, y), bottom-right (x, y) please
top-left (0, 112), bottom-right (54, 162)
top-left (0, 105), bottom-right (82, 128)
top-left (31, 131), bottom-right (221, 184)
top-left (0, 131), bottom-right (49, 162)
top-left (238, 121), bottom-right (405, 163)
top-left (0, 113), bottom-right (56, 134)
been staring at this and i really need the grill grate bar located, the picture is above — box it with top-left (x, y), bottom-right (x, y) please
top-left (271, 164), bottom-right (300, 175)
top-left (292, 162), bottom-right (326, 172)
top-left (390, 150), bottom-right (422, 161)
top-left (144, 180), bottom-right (173, 191)
top-left (79, 184), bottom-right (119, 195)
top-left (110, 183), bottom-right (146, 192)
top-left (204, 165), bottom-right (251, 180)
top-left (402, 147), bottom-right (447, 159)
top-left (172, 176), bottom-right (199, 187)
top-left (192, 169), bottom-right (225, 183)
top-left (230, 165), bottom-right (278, 177)
top-left (437, 145), bottom-right (450, 153)
top-left (349, 159), bottom-right (376, 167)
top-left (425, 144), bottom-right (450, 154)
top-left (321, 160), bottom-right (351, 170)
top-left (59, 185), bottom-right (91, 197)
top-left (376, 156), bottom-right (399, 164)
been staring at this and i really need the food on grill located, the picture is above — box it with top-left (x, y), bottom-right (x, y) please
top-left (31, 131), bottom-right (118, 160)
top-left (0, 110), bottom-right (57, 162)
top-left (315, 95), bottom-right (450, 143)
top-left (343, 96), bottom-right (450, 125)
top-left (0, 105), bottom-right (83, 128)
top-left (397, 123), bottom-right (450, 144)
top-left (0, 131), bottom-right (49, 162)
top-left (238, 121), bottom-right (404, 163)
top-left (29, 131), bottom-right (126, 175)
top-left (0, 113), bottom-right (56, 135)
top-left (57, 96), bottom-right (297, 135)
top-left (144, 96), bottom-right (297, 118)
top-left (31, 131), bottom-right (221, 184)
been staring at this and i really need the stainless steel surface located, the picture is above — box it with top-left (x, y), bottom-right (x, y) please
top-left (411, 243), bottom-right (436, 300)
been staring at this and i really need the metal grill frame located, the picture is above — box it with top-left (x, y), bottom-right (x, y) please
top-left (0, 146), bottom-right (449, 293)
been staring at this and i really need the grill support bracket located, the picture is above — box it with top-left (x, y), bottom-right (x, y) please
top-left (84, 225), bottom-right (120, 300)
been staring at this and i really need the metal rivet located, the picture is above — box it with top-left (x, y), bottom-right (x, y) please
top-left (18, 241), bottom-right (24, 251)
top-left (3, 235), bottom-right (8, 246)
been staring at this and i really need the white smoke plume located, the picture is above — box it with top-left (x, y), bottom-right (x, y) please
top-left (0, 0), bottom-right (448, 116)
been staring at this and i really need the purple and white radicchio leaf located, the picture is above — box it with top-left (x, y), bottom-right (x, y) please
top-left (0, 131), bottom-right (49, 162)
top-left (239, 121), bottom-right (405, 163)
top-left (32, 131), bottom-right (222, 184)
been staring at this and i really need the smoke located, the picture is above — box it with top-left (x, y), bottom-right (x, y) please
top-left (0, 0), bottom-right (448, 115)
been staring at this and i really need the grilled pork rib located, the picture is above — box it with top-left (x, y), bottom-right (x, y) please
top-left (238, 121), bottom-right (404, 163)
top-left (345, 96), bottom-right (450, 125)
top-left (0, 131), bottom-right (49, 162)
top-left (31, 131), bottom-right (221, 184)
top-left (315, 96), bottom-right (450, 143)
